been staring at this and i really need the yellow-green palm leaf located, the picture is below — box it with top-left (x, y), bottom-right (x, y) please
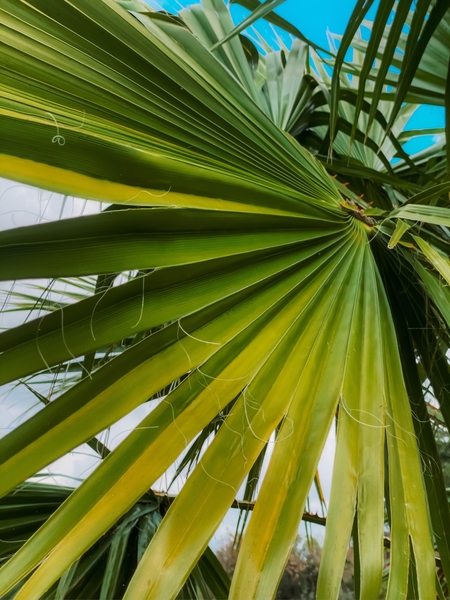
top-left (1, 1), bottom-right (449, 599)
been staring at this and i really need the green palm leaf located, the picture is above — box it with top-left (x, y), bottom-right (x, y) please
top-left (0, 483), bottom-right (230, 600)
top-left (331, 0), bottom-right (450, 162)
top-left (0, 1), bottom-right (448, 598)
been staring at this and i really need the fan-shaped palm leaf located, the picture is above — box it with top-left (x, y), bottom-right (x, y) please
top-left (0, 1), bottom-right (449, 599)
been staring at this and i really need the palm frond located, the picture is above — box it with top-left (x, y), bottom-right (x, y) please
top-left (0, 1), bottom-right (449, 598)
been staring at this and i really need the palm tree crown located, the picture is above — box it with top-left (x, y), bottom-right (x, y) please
top-left (0, 0), bottom-right (449, 598)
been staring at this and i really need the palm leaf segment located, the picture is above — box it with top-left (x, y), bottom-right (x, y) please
top-left (328, 0), bottom-right (450, 166)
top-left (0, 0), bottom-right (449, 598)
top-left (0, 483), bottom-right (231, 600)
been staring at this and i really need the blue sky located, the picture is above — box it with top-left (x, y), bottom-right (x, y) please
top-left (152, 0), bottom-right (373, 47)
top-left (149, 0), bottom-right (445, 154)
top-left (252, 0), bottom-right (378, 47)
